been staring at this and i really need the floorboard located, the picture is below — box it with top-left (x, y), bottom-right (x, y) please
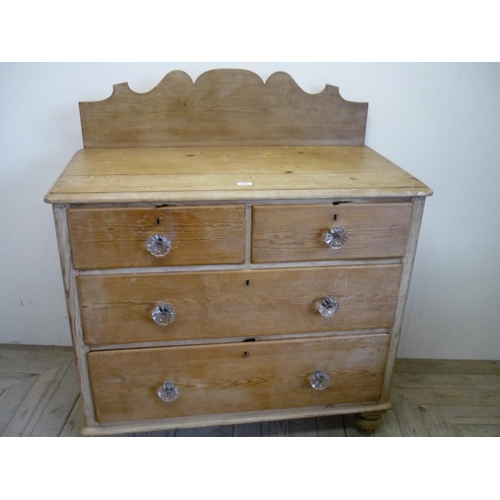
top-left (31, 361), bottom-right (80, 437)
top-left (175, 425), bottom-right (233, 437)
top-left (60, 396), bottom-right (85, 437)
top-left (373, 403), bottom-right (402, 437)
top-left (392, 372), bottom-right (500, 390)
top-left (289, 417), bottom-right (317, 437)
top-left (2, 362), bottom-right (70, 437)
top-left (0, 374), bottom-right (38, 435)
top-left (261, 420), bottom-right (291, 437)
top-left (233, 422), bottom-right (262, 437)
top-left (316, 415), bottom-right (345, 437)
top-left (390, 390), bottom-right (430, 437)
top-left (394, 359), bottom-right (500, 375)
top-left (422, 405), bottom-right (500, 425)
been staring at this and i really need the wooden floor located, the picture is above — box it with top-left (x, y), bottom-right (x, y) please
top-left (1, 344), bottom-right (499, 437)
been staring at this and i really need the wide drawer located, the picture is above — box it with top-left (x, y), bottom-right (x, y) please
top-left (88, 334), bottom-right (389, 423)
top-left (68, 205), bottom-right (245, 269)
top-left (78, 265), bottom-right (402, 345)
top-left (252, 202), bottom-right (412, 263)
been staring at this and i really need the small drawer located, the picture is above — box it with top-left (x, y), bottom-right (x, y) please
top-left (78, 265), bottom-right (402, 345)
top-left (252, 202), bottom-right (412, 263)
top-left (68, 205), bottom-right (245, 269)
top-left (88, 334), bottom-right (389, 424)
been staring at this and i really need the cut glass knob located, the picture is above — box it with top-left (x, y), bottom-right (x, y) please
top-left (311, 370), bottom-right (331, 390)
top-left (152, 303), bottom-right (175, 326)
top-left (325, 227), bottom-right (348, 249)
top-left (146, 234), bottom-right (172, 257)
top-left (158, 381), bottom-right (179, 402)
top-left (318, 296), bottom-right (339, 317)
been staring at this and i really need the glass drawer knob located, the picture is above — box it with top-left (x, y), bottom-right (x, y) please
top-left (147, 234), bottom-right (172, 257)
top-left (158, 381), bottom-right (179, 402)
top-left (318, 296), bottom-right (339, 317)
top-left (152, 303), bottom-right (175, 326)
top-left (311, 370), bottom-right (331, 390)
top-left (325, 227), bottom-right (348, 249)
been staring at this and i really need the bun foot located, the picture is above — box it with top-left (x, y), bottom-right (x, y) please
top-left (354, 410), bottom-right (386, 432)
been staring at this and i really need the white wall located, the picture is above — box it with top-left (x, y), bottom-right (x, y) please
top-left (1, 62), bottom-right (499, 359)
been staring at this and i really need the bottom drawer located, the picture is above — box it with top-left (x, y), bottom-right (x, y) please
top-left (88, 334), bottom-right (389, 424)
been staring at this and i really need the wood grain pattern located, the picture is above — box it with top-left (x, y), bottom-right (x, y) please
top-left (78, 265), bottom-right (402, 345)
top-left (80, 70), bottom-right (368, 148)
top-left (52, 146), bottom-right (405, 176)
top-left (175, 425), bottom-right (233, 437)
top-left (232, 422), bottom-right (262, 437)
top-left (418, 405), bottom-right (458, 437)
top-left (391, 388), bottom-right (500, 407)
top-left (373, 402), bottom-right (402, 436)
top-left (82, 402), bottom-right (393, 435)
top-left (4, 346), bottom-right (497, 437)
top-left (87, 334), bottom-right (389, 424)
top-left (390, 390), bottom-right (430, 437)
top-left (1, 363), bottom-right (71, 436)
top-left (0, 374), bottom-right (38, 434)
top-left (394, 359), bottom-right (500, 375)
top-left (252, 202), bottom-right (412, 263)
top-left (42, 70), bottom-right (433, 436)
top-left (30, 361), bottom-right (80, 437)
top-left (316, 415), bottom-right (345, 437)
top-left (44, 146), bottom-right (432, 204)
top-left (392, 372), bottom-right (500, 390)
top-left (381, 197), bottom-right (425, 400)
top-left (52, 205), bottom-right (97, 426)
top-left (68, 205), bottom-right (245, 269)
top-left (417, 405), bottom-right (500, 425)
top-left (260, 418), bottom-right (323, 436)
top-left (60, 396), bottom-right (85, 437)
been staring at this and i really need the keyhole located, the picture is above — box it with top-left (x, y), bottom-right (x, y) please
top-left (243, 351), bottom-right (249, 358)
top-left (245, 280), bottom-right (250, 286)
top-left (156, 218), bottom-right (161, 225)
top-left (333, 214), bottom-right (337, 221)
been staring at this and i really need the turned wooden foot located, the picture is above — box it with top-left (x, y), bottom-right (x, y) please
top-left (354, 410), bottom-right (387, 431)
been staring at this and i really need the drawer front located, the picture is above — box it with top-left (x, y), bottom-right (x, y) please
top-left (78, 265), bottom-right (402, 345)
top-left (88, 334), bottom-right (389, 423)
top-left (68, 205), bottom-right (245, 269)
top-left (252, 202), bottom-right (412, 263)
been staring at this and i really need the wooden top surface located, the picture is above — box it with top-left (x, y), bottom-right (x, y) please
top-left (44, 146), bottom-right (432, 204)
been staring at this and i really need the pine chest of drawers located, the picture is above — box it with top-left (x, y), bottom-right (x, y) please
top-left (45, 70), bottom-right (432, 436)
